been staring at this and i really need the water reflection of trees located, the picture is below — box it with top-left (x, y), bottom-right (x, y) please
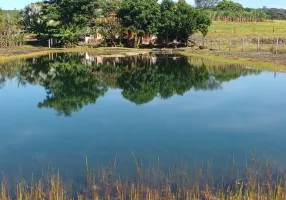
top-left (0, 53), bottom-right (260, 116)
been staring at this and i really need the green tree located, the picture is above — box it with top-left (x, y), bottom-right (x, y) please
top-left (157, 0), bottom-right (176, 45)
top-left (157, 1), bottom-right (211, 45)
top-left (19, 3), bottom-right (48, 36)
top-left (195, 0), bottom-right (220, 8)
top-left (45, 0), bottom-right (100, 28)
top-left (216, 0), bottom-right (244, 12)
top-left (117, 0), bottom-right (160, 47)
top-left (59, 25), bottom-right (83, 47)
top-left (96, 0), bottom-right (123, 46)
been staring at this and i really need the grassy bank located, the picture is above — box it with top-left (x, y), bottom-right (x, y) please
top-left (180, 50), bottom-right (286, 72)
top-left (0, 46), bottom-right (151, 62)
top-left (187, 20), bottom-right (286, 71)
top-left (1, 154), bottom-right (286, 200)
top-left (1, 44), bottom-right (286, 72)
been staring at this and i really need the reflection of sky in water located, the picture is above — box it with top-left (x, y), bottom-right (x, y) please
top-left (0, 67), bottom-right (286, 178)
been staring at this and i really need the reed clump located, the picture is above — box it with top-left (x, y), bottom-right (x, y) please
top-left (1, 153), bottom-right (286, 200)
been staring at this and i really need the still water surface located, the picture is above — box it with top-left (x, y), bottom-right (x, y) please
top-left (0, 53), bottom-right (286, 179)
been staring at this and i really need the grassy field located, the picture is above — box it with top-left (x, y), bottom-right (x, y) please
top-left (192, 20), bottom-right (286, 52)
top-left (205, 20), bottom-right (286, 40)
top-left (188, 20), bottom-right (286, 69)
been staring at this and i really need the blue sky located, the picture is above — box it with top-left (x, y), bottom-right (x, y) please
top-left (1, 0), bottom-right (286, 10)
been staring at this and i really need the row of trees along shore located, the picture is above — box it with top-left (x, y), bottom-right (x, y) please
top-left (1, 0), bottom-right (285, 47)
top-left (19, 0), bottom-right (211, 47)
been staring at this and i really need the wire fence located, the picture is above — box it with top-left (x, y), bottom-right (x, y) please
top-left (189, 36), bottom-right (286, 54)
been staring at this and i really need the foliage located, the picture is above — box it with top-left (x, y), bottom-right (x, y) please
top-left (205, 0), bottom-right (266, 22)
top-left (195, 0), bottom-right (220, 8)
top-left (117, 0), bottom-right (161, 47)
top-left (96, 0), bottom-right (123, 47)
top-left (0, 9), bottom-right (19, 20)
top-left (261, 7), bottom-right (286, 20)
top-left (17, 0), bottom-right (211, 46)
top-left (216, 0), bottom-right (244, 12)
top-left (44, 0), bottom-right (100, 28)
top-left (118, 0), bottom-right (160, 35)
top-left (59, 25), bottom-right (83, 47)
top-left (0, 9), bottom-right (24, 47)
top-left (157, 0), bottom-right (211, 45)
top-left (208, 9), bottom-right (266, 22)
top-left (19, 3), bottom-right (48, 36)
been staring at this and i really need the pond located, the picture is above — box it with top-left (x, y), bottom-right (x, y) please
top-left (0, 52), bottom-right (286, 181)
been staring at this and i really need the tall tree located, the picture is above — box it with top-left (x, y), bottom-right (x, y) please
top-left (44, 0), bottom-right (100, 28)
top-left (117, 0), bottom-right (160, 47)
top-left (157, 0), bottom-right (211, 45)
top-left (216, 0), bottom-right (244, 12)
top-left (19, 3), bottom-right (48, 36)
top-left (96, 0), bottom-right (123, 46)
top-left (157, 0), bottom-right (176, 45)
top-left (195, 0), bottom-right (220, 8)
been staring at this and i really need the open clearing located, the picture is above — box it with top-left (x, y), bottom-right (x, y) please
top-left (205, 20), bottom-right (286, 40)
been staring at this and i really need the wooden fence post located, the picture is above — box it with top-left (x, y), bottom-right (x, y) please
top-left (211, 40), bottom-right (213, 49)
top-left (219, 40), bottom-right (221, 50)
top-left (275, 38), bottom-right (279, 54)
top-left (242, 38), bottom-right (245, 52)
top-left (257, 38), bottom-right (260, 52)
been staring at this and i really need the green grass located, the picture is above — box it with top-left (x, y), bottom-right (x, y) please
top-left (188, 20), bottom-right (286, 70)
top-left (180, 51), bottom-right (286, 72)
top-left (205, 20), bottom-right (286, 40)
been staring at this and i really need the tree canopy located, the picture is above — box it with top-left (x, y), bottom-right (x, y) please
top-left (216, 0), bottom-right (244, 12)
top-left (157, 0), bottom-right (211, 45)
top-left (18, 0), bottom-right (211, 47)
top-left (195, 0), bottom-right (220, 8)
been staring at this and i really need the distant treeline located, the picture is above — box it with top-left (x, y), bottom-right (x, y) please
top-left (259, 8), bottom-right (286, 20)
top-left (196, 0), bottom-right (286, 22)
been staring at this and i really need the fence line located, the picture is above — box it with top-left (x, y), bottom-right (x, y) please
top-left (189, 36), bottom-right (285, 54)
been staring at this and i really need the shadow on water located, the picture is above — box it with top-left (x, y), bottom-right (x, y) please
top-left (0, 53), bottom-right (260, 116)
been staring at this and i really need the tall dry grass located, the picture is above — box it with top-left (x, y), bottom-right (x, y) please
top-left (1, 152), bottom-right (286, 200)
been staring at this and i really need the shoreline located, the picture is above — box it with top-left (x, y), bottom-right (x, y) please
top-left (0, 46), bottom-right (151, 62)
top-left (1, 46), bottom-right (286, 71)
top-left (180, 50), bottom-right (286, 72)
